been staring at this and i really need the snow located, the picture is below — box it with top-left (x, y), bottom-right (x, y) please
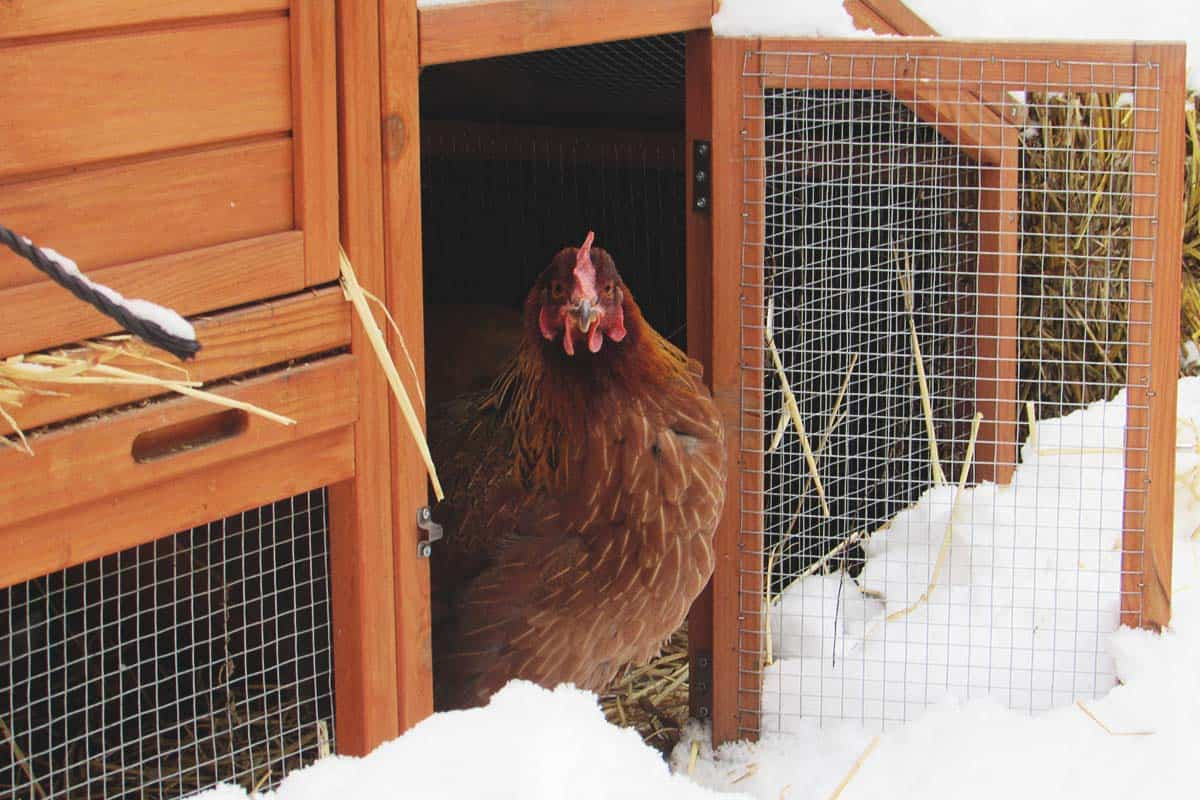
top-left (194, 682), bottom-right (745, 800)
top-left (30, 242), bottom-right (196, 342)
top-left (713, 0), bottom-right (1198, 88)
top-left (191, 380), bottom-right (1200, 799)
top-left (754, 394), bottom-right (1128, 732)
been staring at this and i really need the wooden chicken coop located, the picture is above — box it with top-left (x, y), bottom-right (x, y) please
top-left (0, 0), bottom-right (1187, 796)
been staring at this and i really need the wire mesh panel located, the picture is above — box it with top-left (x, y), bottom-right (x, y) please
top-left (0, 490), bottom-right (336, 798)
top-left (731, 42), bottom-right (1182, 737)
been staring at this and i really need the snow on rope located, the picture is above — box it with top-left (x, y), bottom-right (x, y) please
top-left (0, 223), bottom-right (201, 361)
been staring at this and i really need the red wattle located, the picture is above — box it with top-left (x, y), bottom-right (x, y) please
top-left (588, 323), bottom-right (603, 353)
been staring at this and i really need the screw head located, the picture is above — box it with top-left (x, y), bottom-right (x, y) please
top-left (695, 170), bottom-right (708, 183)
top-left (695, 197), bottom-right (709, 209)
top-left (697, 142), bottom-right (710, 156)
top-left (418, 542), bottom-right (432, 558)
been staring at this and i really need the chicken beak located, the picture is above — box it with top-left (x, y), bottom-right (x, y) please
top-left (572, 298), bottom-right (599, 333)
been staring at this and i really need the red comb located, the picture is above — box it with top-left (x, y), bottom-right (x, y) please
top-left (573, 231), bottom-right (597, 297)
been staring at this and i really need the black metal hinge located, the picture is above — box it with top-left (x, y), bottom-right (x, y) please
top-left (692, 140), bottom-right (711, 213)
top-left (690, 649), bottom-right (713, 719)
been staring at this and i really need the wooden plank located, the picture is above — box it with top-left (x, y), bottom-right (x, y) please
top-left (421, 121), bottom-right (684, 167)
top-left (0, 425), bottom-right (353, 590)
top-left (328, 0), bottom-right (403, 753)
top-left (291, 0), bottom-right (340, 285)
top-left (0, 138), bottom-right (294, 290)
top-left (418, 0), bottom-right (712, 66)
top-left (757, 39), bottom-right (1141, 93)
top-left (0, 355), bottom-right (357, 529)
top-left (3, 287), bottom-right (350, 435)
top-left (0, 0), bottom-right (287, 40)
top-left (684, 29), bottom-right (716, 723)
top-left (710, 36), bottom-right (761, 747)
top-left (973, 126), bottom-right (1021, 485)
top-left (851, 0), bottom-right (936, 35)
top-left (0, 18), bottom-right (291, 179)
top-left (1122, 43), bottom-right (1185, 632)
top-left (0, 231), bottom-right (306, 359)
top-left (380, 0), bottom-right (436, 732)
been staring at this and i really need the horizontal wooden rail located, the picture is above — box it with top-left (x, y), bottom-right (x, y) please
top-left (3, 287), bottom-right (350, 435)
top-left (0, 425), bottom-right (353, 589)
top-left (0, 354), bottom-right (357, 530)
top-left (0, 0), bottom-right (287, 41)
top-left (0, 231), bottom-right (307, 359)
top-left (418, 0), bottom-right (712, 66)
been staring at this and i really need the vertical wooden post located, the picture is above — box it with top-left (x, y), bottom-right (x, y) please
top-left (379, 0), bottom-right (436, 728)
top-left (327, 0), bottom-right (402, 755)
top-left (1122, 43), bottom-right (1185, 632)
top-left (685, 28), bottom-right (716, 724)
top-left (974, 124), bottom-right (1020, 485)
top-left (710, 35), bottom-right (764, 746)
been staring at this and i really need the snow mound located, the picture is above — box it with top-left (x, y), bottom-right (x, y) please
top-left (193, 682), bottom-right (746, 800)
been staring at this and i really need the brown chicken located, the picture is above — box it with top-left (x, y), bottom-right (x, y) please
top-left (430, 232), bottom-right (727, 710)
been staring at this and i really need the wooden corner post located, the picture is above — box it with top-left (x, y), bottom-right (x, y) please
top-left (328, 0), bottom-right (402, 754)
top-left (379, 0), bottom-right (437, 728)
top-left (710, 35), bottom-right (765, 746)
top-left (1123, 42), bottom-right (1185, 632)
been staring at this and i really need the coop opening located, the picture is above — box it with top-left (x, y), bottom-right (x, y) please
top-left (419, 34), bottom-right (695, 743)
top-left (1, 489), bottom-right (336, 799)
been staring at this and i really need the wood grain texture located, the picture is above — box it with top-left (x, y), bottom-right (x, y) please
top-left (846, 0), bottom-right (936, 35)
top-left (0, 18), bottom-right (291, 179)
top-left (709, 36), bottom-right (759, 747)
top-left (0, 355), bottom-right (357, 530)
top-left (380, 0), bottom-right (436, 732)
top-left (0, 425), bottom-right (353, 590)
top-left (0, 0), bottom-right (287, 39)
top-left (973, 126), bottom-right (1020, 484)
top-left (0, 139), bottom-right (294, 290)
top-left (291, 0), bottom-right (340, 285)
top-left (329, 0), bottom-right (403, 752)
top-left (0, 231), bottom-right (306, 359)
top-left (685, 29), bottom-right (717, 722)
top-left (757, 39), bottom-right (1140, 93)
top-left (3, 287), bottom-right (350, 435)
top-left (417, 0), bottom-right (713, 65)
top-left (1122, 43), bottom-right (1185, 631)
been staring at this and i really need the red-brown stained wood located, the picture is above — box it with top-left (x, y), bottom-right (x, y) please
top-left (685, 29), bottom-right (717, 722)
top-left (0, 138), bottom-right (294, 290)
top-left (2, 288), bottom-right (350, 436)
top-left (1122, 43), bottom-right (1185, 632)
top-left (417, 0), bottom-right (713, 66)
top-left (0, 18), bottom-right (292, 179)
top-left (710, 36), bottom-right (761, 747)
top-left (974, 126), bottom-right (1021, 484)
top-left (0, 231), bottom-right (306, 359)
top-left (0, 0), bottom-right (287, 40)
top-left (0, 356), bottom-right (357, 530)
top-left (0, 426), bottom-right (353, 590)
top-left (380, 0), bottom-right (436, 732)
top-left (757, 39), bottom-right (1140, 94)
top-left (291, 0), bottom-right (340, 285)
top-left (329, 0), bottom-right (404, 753)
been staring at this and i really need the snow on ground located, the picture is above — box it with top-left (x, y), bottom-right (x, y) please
top-left (194, 681), bottom-right (746, 800)
top-left (196, 381), bottom-right (1200, 799)
top-left (677, 378), bottom-right (1200, 798)
top-left (713, 0), bottom-right (1198, 88)
top-left (756, 393), bottom-right (1128, 732)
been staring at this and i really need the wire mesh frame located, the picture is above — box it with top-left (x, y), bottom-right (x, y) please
top-left (727, 40), bottom-right (1183, 738)
top-left (0, 489), bottom-right (336, 799)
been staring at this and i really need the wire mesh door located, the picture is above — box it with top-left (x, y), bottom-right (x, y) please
top-left (0, 490), bottom-right (336, 799)
top-left (718, 39), bottom-right (1185, 739)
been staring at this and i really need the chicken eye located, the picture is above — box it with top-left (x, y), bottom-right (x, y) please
top-left (602, 282), bottom-right (615, 298)
top-left (549, 282), bottom-right (566, 301)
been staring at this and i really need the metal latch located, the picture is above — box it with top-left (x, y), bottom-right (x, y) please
top-left (417, 506), bottom-right (442, 558)
top-left (692, 140), bottom-right (711, 213)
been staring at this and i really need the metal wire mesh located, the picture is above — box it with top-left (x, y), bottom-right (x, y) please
top-left (737, 50), bottom-right (1162, 736)
top-left (0, 489), bottom-right (336, 798)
